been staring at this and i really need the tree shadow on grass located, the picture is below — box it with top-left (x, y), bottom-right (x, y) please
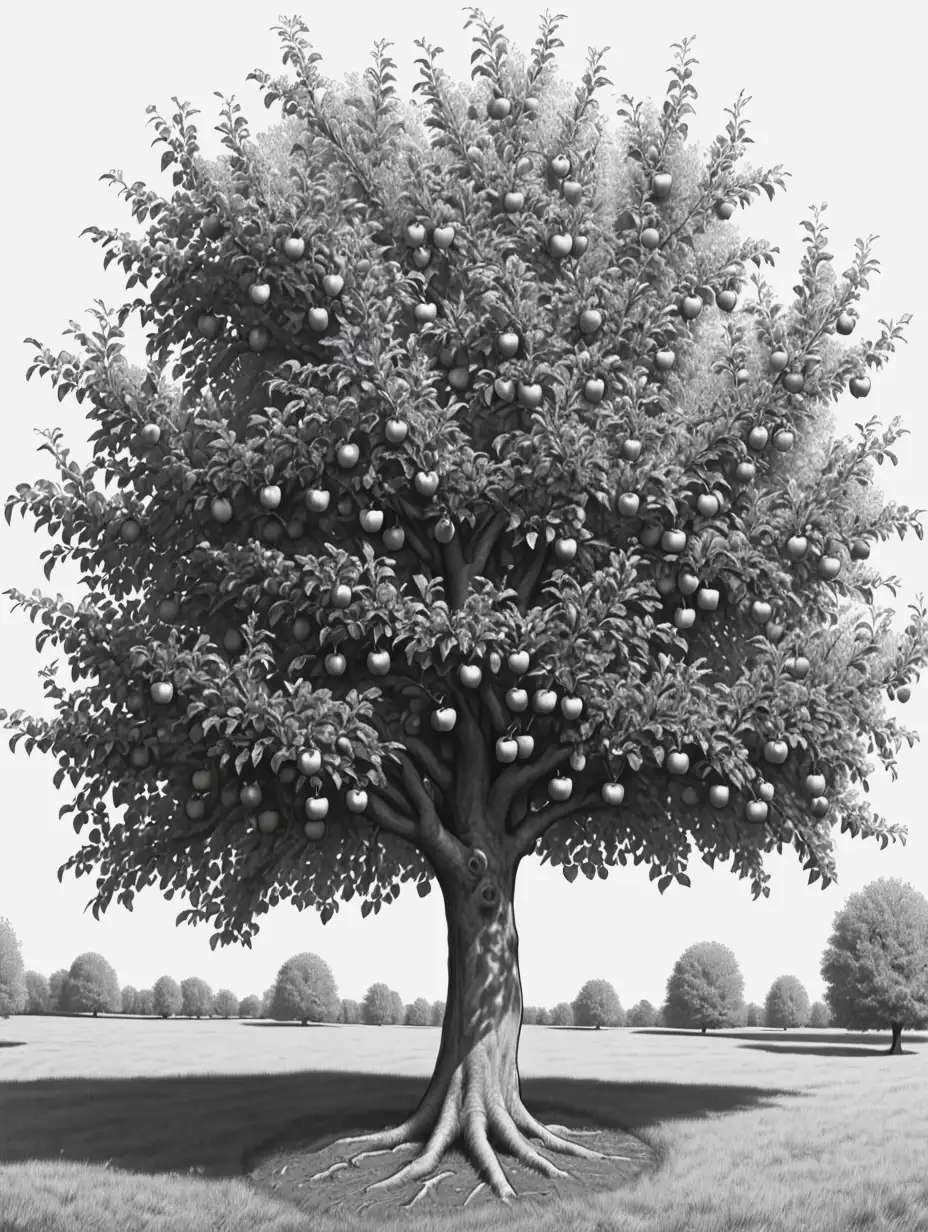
top-left (738, 1042), bottom-right (916, 1058)
top-left (0, 1069), bottom-right (805, 1181)
top-left (632, 1029), bottom-right (928, 1048)
top-left (0, 1041), bottom-right (25, 1049)
top-left (240, 1021), bottom-right (338, 1028)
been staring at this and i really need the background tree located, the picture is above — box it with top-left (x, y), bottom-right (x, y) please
top-left (0, 918), bottom-right (27, 1016)
top-left (339, 997), bottom-right (361, 1024)
top-left (47, 969), bottom-right (68, 1013)
top-left (181, 976), bottom-right (214, 1018)
top-left (429, 999), bottom-right (445, 1027)
top-left (572, 978), bottom-right (624, 1028)
top-left (213, 988), bottom-right (240, 1018)
top-left (152, 975), bottom-right (182, 1019)
top-left (535, 1006), bottom-right (551, 1026)
top-left (744, 1001), bottom-right (763, 1027)
top-left (405, 996), bottom-right (431, 1026)
top-left (60, 952), bottom-right (120, 1017)
top-left (521, 1005), bottom-right (538, 1026)
top-left (24, 971), bottom-right (50, 1015)
top-left (362, 982), bottom-right (394, 1026)
top-left (238, 994), bottom-right (261, 1018)
top-left (388, 989), bottom-right (405, 1025)
top-left (764, 974), bottom-right (810, 1029)
top-left (626, 999), bottom-right (659, 1028)
top-left (121, 985), bottom-right (138, 1014)
top-left (135, 988), bottom-right (154, 1016)
top-left (270, 952), bottom-right (340, 1024)
top-left (664, 942), bottom-right (745, 1033)
top-left (821, 877), bottom-right (928, 1054)
top-left (549, 1002), bottom-right (574, 1027)
top-left (2, 9), bottom-right (925, 1207)
top-left (260, 987), bottom-right (274, 1019)
top-left (808, 1000), bottom-right (831, 1028)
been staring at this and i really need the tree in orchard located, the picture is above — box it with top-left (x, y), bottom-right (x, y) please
top-left (388, 988), bottom-right (405, 1024)
top-left (808, 999), bottom-right (831, 1028)
top-left (61, 952), bottom-right (121, 1016)
top-left (3, 6), bottom-right (927, 1208)
top-left (571, 978), bottom-right (624, 1027)
top-left (663, 941), bottom-right (745, 1033)
top-left (181, 975), bottom-right (214, 1017)
top-left (213, 988), bottom-right (240, 1017)
top-left (0, 920), bottom-right (27, 1016)
top-left (269, 951), bottom-right (339, 1023)
top-left (152, 975), bottom-right (182, 1019)
top-left (763, 973), bottom-right (810, 1028)
top-left (820, 878), bottom-right (928, 1055)
top-left (25, 971), bottom-right (51, 1014)
top-left (626, 999), bottom-right (659, 1027)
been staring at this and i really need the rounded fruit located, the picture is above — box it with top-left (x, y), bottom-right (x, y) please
top-left (818, 556), bottom-right (841, 580)
top-left (751, 601), bottom-right (772, 624)
top-left (283, 236), bottom-right (305, 261)
top-left (640, 227), bottom-right (660, 249)
top-left (602, 782), bottom-right (625, 806)
top-left (506, 688), bottom-right (528, 711)
top-left (550, 154), bottom-right (571, 178)
top-left (298, 749), bottom-right (322, 777)
top-left (622, 439), bottom-right (643, 462)
top-left (708, 785), bottom-right (730, 807)
top-left (131, 747), bottom-right (150, 768)
top-left (579, 309), bottom-right (603, 334)
top-left (346, 789), bottom-right (368, 813)
top-left (257, 810), bottom-right (280, 834)
top-left (782, 372), bottom-right (805, 394)
top-left (716, 290), bottom-right (738, 313)
top-left (896, 685), bottom-right (911, 703)
top-left (120, 518), bottom-right (142, 543)
top-left (745, 801), bottom-right (768, 823)
top-left (201, 215), bottom-right (223, 241)
top-left (548, 234), bottom-right (573, 259)
top-left (572, 235), bottom-right (589, 257)
top-left (758, 781), bottom-right (775, 803)
top-left (849, 376), bottom-right (871, 398)
top-left (223, 629), bottom-right (243, 653)
top-left (787, 656), bottom-right (811, 680)
top-left (680, 295), bottom-right (703, 321)
top-left (805, 773), bottom-right (826, 797)
top-left (198, 313), bottom-right (221, 341)
top-left (359, 509), bottom-right (384, 533)
top-left (367, 650), bottom-right (391, 676)
top-left (697, 588), bottom-right (720, 611)
top-left (678, 571), bottom-right (699, 597)
top-left (186, 798), bottom-right (206, 821)
top-left (191, 769), bottom-right (212, 792)
top-left (305, 796), bottom-right (329, 821)
top-left (248, 327), bottom-right (269, 352)
top-left (773, 430), bottom-right (795, 452)
top-left (430, 707), bottom-right (457, 732)
top-left (305, 489), bottom-right (330, 512)
top-left (503, 191), bottom-right (524, 212)
top-left (810, 796), bottom-right (829, 818)
top-left (139, 423), bottom-right (161, 447)
top-left (240, 785), bottom-right (262, 808)
top-left (697, 493), bottom-right (720, 517)
top-left (325, 653), bottom-right (347, 675)
top-left (769, 350), bottom-right (790, 373)
top-left (654, 349), bottom-right (675, 371)
top-left (498, 331), bottom-right (520, 358)
top-left (415, 303), bottom-right (437, 324)
top-left (308, 308), bottom-right (329, 332)
top-left (652, 172), bottom-right (672, 198)
top-left (487, 96), bottom-right (512, 120)
top-left (785, 535), bottom-right (809, 560)
top-left (248, 282), bottom-right (271, 306)
top-left (405, 222), bottom-right (427, 247)
top-left (548, 776), bottom-right (573, 801)
top-left (532, 690), bottom-right (558, 714)
top-left (383, 527), bottom-right (405, 550)
top-left (331, 584), bottom-right (352, 609)
top-left (432, 225), bottom-right (455, 249)
top-left (496, 737), bottom-right (518, 763)
top-left (617, 493), bottom-right (640, 517)
top-left (584, 378), bottom-right (605, 403)
top-left (570, 750), bottom-right (586, 772)
top-left (715, 200), bottom-right (735, 220)
top-left (554, 538), bottom-right (577, 561)
top-left (674, 608), bottom-right (696, 629)
top-left (415, 470), bottom-right (440, 497)
top-left (666, 752), bottom-right (690, 775)
top-left (508, 650), bottom-right (530, 674)
top-left (337, 442), bottom-right (359, 469)
top-left (516, 734), bottom-right (535, 759)
top-left (850, 539), bottom-right (871, 561)
top-left (322, 274), bottom-right (344, 297)
top-left (560, 696), bottom-right (583, 720)
top-left (661, 529), bottom-right (687, 554)
top-left (517, 382), bottom-right (543, 407)
top-left (150, 682), bottom-right (174, 704)
top-left (435, 517), bottom-right (455, 543)
top-left (458, 664), bottom-right (483, 688)
top-left (303, 819), bottom-right (327, 839)
top-left (835, 312), bottom-right (856, 336)
top-left (748, 425), bottom-right (769, 451)
top-left (764, 739), bottom-right (789, 765)
top-left (736, 460), bottom-right (756, 483)
top-left (259, 485), bottom-right (281, 510)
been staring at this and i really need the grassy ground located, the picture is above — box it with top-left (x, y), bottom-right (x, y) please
top-left (0, 1015), bottom-right (925, 1231)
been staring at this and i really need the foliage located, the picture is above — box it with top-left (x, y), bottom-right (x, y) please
top-left (339, 997), bottom-right (361, 1023)
top-left (152, 975), bottom-right (182, 1018)
top-left (405, 995), bottom-right (431, 1025)
top-left (121, 985), bottom-right (138, 1013)
top-left (626, 998), bottom-right (659, 1027)
top-left (764, 974), bottom-right (810, 1027)
top-left (572, 977), bottom-right (624, 1027)
top-left (388, 989), bottom-right (404, 1024)
top-left (269, 951), bottom-right (340, 1022)
top-left (744, 1001), bottom-right (762, 1027)
top-left (238, 993), bottom-right (261, 1017)
top-left (535, 1005), bottom-right (551, 1025)
top-left (821, 877), bottom-right (928, 1030)
top-left (61, 952), bottom-right (120, 1015)
top-left (429, 998), bottom-right (445, 1026)
top-left (663, 941), bottom-right (745, 1029)
top-left (549, 1001), bottom-right (574, 1026)
top-left (181, 976), bottom-right (214, 1017)
top-left (47, 969), bottom-right (68, 1012)
top-left (24, 971), bottom-right (50, 1015)
top-left (213, 988), bottom-right (240, 1017)
top-left (0, 918), bottom-right (27, 1016)
top-left (521, 1005), bottom-right (538, 1025)
top-left (260, 986), bottom-right (274, 1018)
top-left (808, 999), bottom-right (831, 1028)
top-left (135, 987), bottom-right (154, 1015)
top-left (362, 981), bottom-right (395, 1025)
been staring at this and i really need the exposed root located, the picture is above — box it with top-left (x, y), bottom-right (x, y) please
top-left (510, 1102), bottom-right (636, 1162)
top-left (401, 1169), bottom-right (455, 1209)
top-left (363, 1094), bottom-right (460, 1195)
top-left (545, 1124), bottom-right (604, 1137)
top-left (463, 1181), bottom-right (486, 1206)
top-left (488, 1103), bottom-right (573, 1181)
top-left (350, 1145), bottom-right (417, 1167)
top-left (308, 1159), bottom-right (350, 1183)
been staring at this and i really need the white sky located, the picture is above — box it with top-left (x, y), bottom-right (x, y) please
top-left (1, 1), bottom-right (925, 1012)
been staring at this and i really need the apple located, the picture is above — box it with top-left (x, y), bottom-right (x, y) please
top-left (158, 598), bottom-right (180, 623)
top-left (849, 376), bottom-right (871, 398)
top-left (248, 327), bottom-right (269, 352)
top-left (550, 154), bottom-right (571, 178)
top-left (782, 372), bottom-right (805, 394)
top-left (708, 785), bottom-right (730, 807)
top-left (415, 303), bottom-right (437, 324)
top-left (139, 423), bottom-right (161, 447)
top-left (764, 740), bottom-right (789, 765)
top-left (358, 509), bottom-right (384, 534)
top-left (697, 588), bottom-right (720, 611)
top-left (186, 798), bottom-right (206, 821)
top-left (368, 650), bottom-right (391, 676)
top-left (773, 430), bottom-right (795, 452)
top-left (640, 227), bottom-right (660, 249)
top-left (736, 461), bottom-right (756, 483)
top-left (674, 608), bottom-right (696, 629)
top-left (405, 222), bottom-right (427, 246)
top-left (656, 574), bottom-right (676, 597)
top-left (508, 651), bottom-right (530, 674)
top-left (431, 707), bottom-right (457, 732)
top-left (506, 688), bottom-right (528, 711)
top-left (126, 692), bottom-right (144, 715)
top-left (259, 485), bottom-right (281, 510)
top-left (555, 538), bottom-right (577, 561)
top-left (652, 171), bottom-right (672, 198)
top-left (766, 622), bottom-right (785, 643)
top-left (640, 525), bottom-right (662, 548)
top-left (210, 496), bottom-right (233, 524)
top-left (896, 685), bottom-right (912, 703)
top-left (496, 737), bottom-right (518, 763)
top-left (785, 536), bottom-right (809, 560)
top-left (322, 274), bottom-right (344, 297)
top-left (504, 191), bottom-right (525, 212)
top-left (548, 234), bottom-right (573, 259)
top-left (288, 616), bottom-right (310, 645)
top-left (201, 214), bottom-right (223, 240)
top-left (804, 773), bottom-right (826, 797)
top-left (487, 96), bottom-right (512, 119)
top-left (286, 517), bottom-right (305, 540)
top-left (678, 571), bottom-right (699, 597)
top-left (120, 518), bottom-right (141, 543)
top-left (305, 795), bottom-right (329, 821)
top-left (680, 296), bottom-right (703, 321)
top-left (494, 377), bottom-right (516, 402)
top-left (415, 471), bottom-right (440, 497)
top-left (579, 309), bottom-right (603, 334)
top-left (787, 656), bottom-right (811, 680)
top-left (751, 600), bottom-right (772, 624)
top-left (283, 235), bottom-right (305, 261)
top-left (240, 784), bottom-right (262, 809)
top-left (758, 781), bottom-right (775, 802)
top-left (337, 442), bottom-right (359, 469)
top-left (516, 734), bottom-right (535, 759)
top-left (654, 349), bottom-right (676, 371)
top-left (305, 489), bottom-right (330, 513)
top-left (517, 382), bottom-right (543, 407)
top-left (383, 527), bottom-right (405, 550)
top-left (249, 282), bottom-right (271, 306)
top-left (745, 801), bottom-right (768, 823)
top-left (130, 747), bottom-right (150, 768)
top-left (584, 378), bottom-right (605, 403)
top-left (736, 368), bottom-right (751, 384)
top-left (432, 225), bottom-right (455, 249)
top-left (223, 629), bottom-right (244, 653)
top-left (810, 796), bottom-right (830, 818)
top-left (617, 493), bottom-right (640, 517)
top-left (346, 789), bottom-right (368, 813)
top-left (404, 715), bottom-right (421, 734)
top-left (661, 529), bottom-right (687, 554)
top-left (435, 517), bottom-right (455, 543)
top-left (548, 776), bottom-right (573, 801)
top-left (262, 521), bottom-right (283, 544)
top-left (523, 96), bottom-right (540, 115)
top-left (325, 653), bottom-right (346, 675)
top-left (681, 786), bottom-right (701, 806)
top-left (602, 782), bottom-right (625, 806)
top-left (769, 350), bottom-right (789, 373)
top-left (498, 331), bottom-right (520, 358)
top-left (748, 425), bottom-right (769, 451)
top-left (850, 539), bottom-right (871, 561)
top-left (150, 682), bottom-right (174, 705)
top-left (448, 368), bottom-right (470, 395)
top-left (257, 810), bottom-right (280, 835)
top-left (572, 235), bottom-right (589, 257)
top-left (533, 690), bottom-right (558, 714)
top-left (835, 312), bottom-right (855, 336)
top-left (295, 749), bottom-right (322, 778)
top-left (459, 664), bottom-right (482, 688)
top-left (715, 200), bottom-right (735, 220)
top-left (198, 313), bottom-right (221, 340)
top-left (697, 493), bottom-right (720, 517)
top-left (716, 290), bottom-right (738, 313)
top-left (308, 308), bottom-right (330, 332)
top-left (818, 556), bottom-right (841, 580)
top-left (560, 179), bottom-right (583, 206)
top-left (570, 750), bottom-right (587, 772)
top-left (622, 439), bottom-right (643, 462)
top-left (191, 769), bottom-right (212, 793)
top-left (666, 752), bottom-right (690, 775)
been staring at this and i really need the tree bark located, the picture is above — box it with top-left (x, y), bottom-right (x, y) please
top-left (887, 1021), bottom-right (904, 1054)
top-left (701, 1025), bottom-right (707, 1034)
top-left (310, 843), bottom-right (626, 1204)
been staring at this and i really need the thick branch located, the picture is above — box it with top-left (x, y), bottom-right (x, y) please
top-left (489, 742), bottom-right (572, 818)
top-left (395, 749), bottom-right (469, 876)
top-left (465, 509), bottom-right (509, 574)
top-left (397, 498), bottom-right (442, 572)
top-left (441, 528), bottom-right (469, 609)
top-left (480, 677), bottom-right (511, 735)
top-left (405, 736), bottom-right (454, 791)
top-left (512, 789), bottom-right (603, 860)
top-left (363, 790), bottom-right (419, 840)
top-left (515, 544), bottom-right (549, 611)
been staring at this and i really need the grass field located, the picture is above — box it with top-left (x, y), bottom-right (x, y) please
top-left (1, 1014), bottom-right (926, 1231)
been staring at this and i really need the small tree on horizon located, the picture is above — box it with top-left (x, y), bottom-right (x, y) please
top-left (821, 878), bottom-right (928, 1054)
top-left (764, 975), bottom-right (810, 1029)
top-left (744, 1001), bottom-right (762, 1027)
top-left (270, 952), bottom-right (340, 1024)
top-left (664, 942), bottom-right (745, 1033)
top-left (213, 988), bottom-right (240, 1018)
top-left (61, 952), bottom-right (120, 1017)
top-left (429, 999), bottom-right (445, 1027)
top-left (549, 1002), bottom-right (574, 1027)
top-left (388, 989), bottom-right (405, 1025)
top-left (24, 971), bottom-right (50, 1015)
top-left (259, 987), bottom-right (274, 1019)
top-left (0, 919), bottom-right (27, 1017)
top-left (362, 982), bottom-right (394, 1026)
top-left (535, 1006), bottom-right (551, 1026)
top-left (181, 976), bottom-right (214, 1018)
top-left (152, 975), bottom-right (182, 1019)
top-left (238, 994), bottom-right (261, 1018)
top-left (626, 999), bottom-right (659, 1028)
top-left (121, 985), bottom-right (138, 1014)
top-left (406, 996), bottom-right (431, 1026)
top-left (135, 988), bottom-right (154, 1016)
top-left (572, 979), bottom-right (624, 1028)
top-left (339, 997), bottom-right (362, 1024)
top-left (47, 969), bottom-right (68, 1013)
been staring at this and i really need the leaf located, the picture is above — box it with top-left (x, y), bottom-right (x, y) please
top-left (562, 864), bottom-right (579, 883)
top-left (416, 880), bottom-right (431, 897)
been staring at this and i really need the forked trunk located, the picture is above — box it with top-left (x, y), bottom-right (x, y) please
top-left (309, 844), bottom-right (628, 1204)
top-left (887, 1022), bottom-right (904, 1054)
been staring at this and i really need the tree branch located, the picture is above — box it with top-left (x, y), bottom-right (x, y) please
top-left (404, 736), bottom-right (454, 791)
top-left (465, 509), bottom-right (509, 574)
top-left (441, 527), bottom-right (469, 609)
top-left (397, 497), bottom-right (442, 572)
top-left (363, 790), bottom-right (419, 840)
top-left (480, 677), bottom-right (511, 735)
top-left (516, 544), bottom-right (549, 611)
top-left (512, 789), bottom-right (603, 859)
top-left (394, 749), bottom-right (469, 875)
top-left (489, 742), bottom-right (572, 818)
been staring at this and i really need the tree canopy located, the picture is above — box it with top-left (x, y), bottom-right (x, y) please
top-left (238, 994), bottom-right (261, 1018)
top-left (61, 951), bottom-right (121, 1015)
top-left (405, 996), bottom-right (431, 1025)
top-left (663, 940), bottom-right (744, 1030)
top-left (213, 988), bottom-right (240, 1017)
top-left (549, 1001), bottom-right (574, 1026)
top-left (362, 981), bottom-right (395, 1025)
top-left (152, 974), bottom-right (182, 1018)
top-left (25, 971), bottom-right (50, 1014)
top-left (270, 951), bottom-right (340, 1023)
top-left (626, 998), bottom-right (659, 1027)
top-left (0, 920), bottom-right (27, 1016)
top-left (571, 978), bottom-right (624, 1027)
top-left (764, 974), bottom-right (810, 1028)
top-left (181, 975), bottom-right (214, 1017)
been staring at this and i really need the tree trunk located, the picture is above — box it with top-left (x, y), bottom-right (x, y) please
top-left (595, 1024), bottom-right (601, 1030)
top-left (310, 846), bottom-right (624, 1204)
top-left (701, 1025), bottom-right (707, 1034)
top-left (887, 1022), bottom-right (904, 1054)
top-left (93, 1010), bottom-right (98, 1018)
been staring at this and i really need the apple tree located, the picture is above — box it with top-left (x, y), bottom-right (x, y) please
top-left (820, 877), bottom-right (928, 1054)
top-left (3, 6), bottom-right (927, 1206)
top-left (339, 997), bottom-right (361, 1024)
top-left (406, 996), bottom-right (431, 1026)
top-left (47, 968), bottom-right (68, 1013)
top-left (663, 940), bottom-right (745, 1032)
top-left (0, 919), bottom-right (27, 1016)
top-left (135, 988), bottom-right (154, 1015)
top-left (763, 973), bottom-right (810, 1028)
top-left (429, 998), bottom-right (445, 1026)
top-left (239, 994), bottom-right (261, 1018)
top-left (362, 981), bottom-right (395, 1025)
top-left (549, 1001), bottom-right (574, 1026)
top-left (121, 985), bottom-right (138, 1014)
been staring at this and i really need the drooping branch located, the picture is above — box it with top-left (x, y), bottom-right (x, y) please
top-left (489, 742), bottom-right (572, 818)
top-left (512, 789), bottom-right (603, 859)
